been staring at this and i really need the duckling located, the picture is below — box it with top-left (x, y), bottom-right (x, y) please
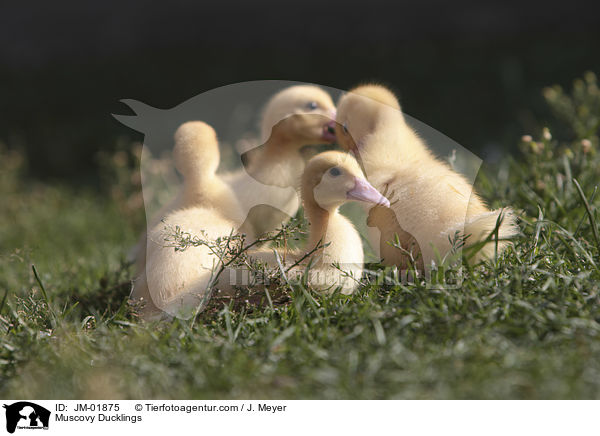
top-left (335, 84), bottom-right (517, 268)
top-left (244, 151), bottom-right (389, 295)
top-left (222, 85), bottom-right (337, 237)
top-left (133, 119), bottom-right (249, 267)
top-left (142, 206), bottom-right (239, 318)
top-left (131, 121), bottom-right (246, 318)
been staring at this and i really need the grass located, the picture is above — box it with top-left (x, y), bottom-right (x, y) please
top-left (1, 73), bottom-right (600, 399)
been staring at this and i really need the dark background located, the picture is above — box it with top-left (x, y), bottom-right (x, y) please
top-left (1, 0), bottom-right (599, 183)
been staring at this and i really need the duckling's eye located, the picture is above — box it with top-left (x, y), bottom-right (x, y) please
top-left (342, 122), bottom-right (349, 134)
top-left (306, 101), bottom-right (319, 110)
top-left (329, 167), bottom-right (342, 177)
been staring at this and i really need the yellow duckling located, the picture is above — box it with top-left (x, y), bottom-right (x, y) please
top-left (245, 151), bottom-right (389, 295)
top-left (131, 121), bottom-right (245, 319)
top-left (335, 84), bottom-right (517, 268)
top-left (222, 85), bottom-right (337, 237)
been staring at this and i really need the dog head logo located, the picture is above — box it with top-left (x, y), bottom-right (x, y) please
top-left (3, 402), bottom-right (50, 433)
top-left (114, 81), bottom-right (485, 317)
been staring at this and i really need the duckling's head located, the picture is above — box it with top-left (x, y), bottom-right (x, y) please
top-left (173, 121), bottom-right (219, 178)
top-left (302, 151), bottom-right (390, 212)
top-left (335, 84), bottom-right (402, 154)
top-left (261, 85), bottom-right (337, 147)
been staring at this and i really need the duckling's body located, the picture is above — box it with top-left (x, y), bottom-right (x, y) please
top-left (246, 151), bottom-right (389, 294)
top-left (336, 85), bottom-right (517, 268)
top-left (131, 121), bottom-right (246, 319)
top-left (222, 85), bottom-right (337, 237)
top-left (143, 206), bottom-right (237, 317)
top-left (132, 140), bottom-right (246, 279)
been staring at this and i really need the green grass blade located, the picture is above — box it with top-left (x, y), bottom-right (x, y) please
top-left (573, 178), bottom-right (600, 253)
top-left (0, 289), bottom-right (8, 315)
top-left (31, 264), bottom-right (49, 304)
top-left (31, 264), bottom-right (58, 324)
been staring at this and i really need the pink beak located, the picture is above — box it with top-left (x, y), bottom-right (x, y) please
top-left (346, 177), bottom-right (390, 207)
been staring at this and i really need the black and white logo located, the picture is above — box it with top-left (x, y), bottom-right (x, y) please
top-left (3, 402), bottom-right (50, 434)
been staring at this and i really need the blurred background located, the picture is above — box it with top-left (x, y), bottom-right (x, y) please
top-left (1, 0), bottom-right (599, 184)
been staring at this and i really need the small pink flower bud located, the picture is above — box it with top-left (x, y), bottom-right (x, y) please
top-left (582, 139), bottom-right (592, 153)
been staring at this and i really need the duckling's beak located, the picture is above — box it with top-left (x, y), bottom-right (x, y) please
top-left (321, 120), bottom-right (337, 143)
top-left (347, 177), bottom-right (390, 207)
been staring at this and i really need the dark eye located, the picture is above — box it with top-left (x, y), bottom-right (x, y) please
top-left (342, 122), bottom-right (349, 134)
top-left (329, 167), bottom-right (341, 177)
top-left (306, 101), bottom-right (318, 110)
